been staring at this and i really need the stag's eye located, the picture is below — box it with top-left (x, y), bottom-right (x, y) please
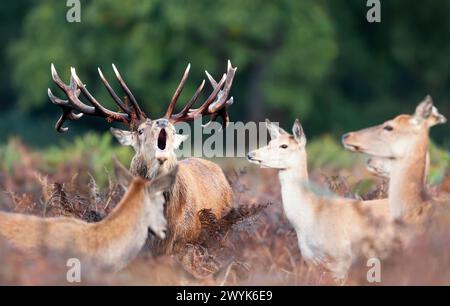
top-left (138, 129), bottom-right (144, 135)
top-left (383, 125), bottom-right (393, 132)
top-left (280, 144), bottom-right (288, 149)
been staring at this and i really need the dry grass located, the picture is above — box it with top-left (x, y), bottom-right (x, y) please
top-left (1, 143), bottom-right (450, 285)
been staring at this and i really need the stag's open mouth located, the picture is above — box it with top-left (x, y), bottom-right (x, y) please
top-left (157, 129), bottom-right (167, 150)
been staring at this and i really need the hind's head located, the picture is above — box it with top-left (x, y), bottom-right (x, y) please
top-left (342, 96), bottom-right (446, 160)
top-left (113, 157), bottom-right (178, 239)
top-left (247, 119), bottom-right (307, 170)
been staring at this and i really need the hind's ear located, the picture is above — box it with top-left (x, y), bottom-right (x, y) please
top-left (112, 156), bottom-right (133, 189)
top-left (265, 119), bottom-right (288, 139)
top-left (292, 119), bottom-right (306, 146)
top-left (413, 95), bottom-right (434, 123)
top-left (429, 106), bottom-right (447, 126)
top-left (150, 165), bottom-right (178, 194)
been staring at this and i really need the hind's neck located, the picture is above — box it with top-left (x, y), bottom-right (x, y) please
top-left (389, 132), bottom-right (429, 221)
top-left (278, 151), bottom-right (317, 231)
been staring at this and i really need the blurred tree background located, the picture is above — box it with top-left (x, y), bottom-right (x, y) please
top-left (0, 0), bottom-right (449, 148)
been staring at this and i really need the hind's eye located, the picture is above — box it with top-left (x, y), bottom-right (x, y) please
top-left (383, 125), bottom-right (393, 132)
top-left (138, 129), bottom-right (144, 135)
top-left (280, 144), bottom-right (288, 149)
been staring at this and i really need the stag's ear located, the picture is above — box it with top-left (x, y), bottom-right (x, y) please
top-left (292, 119), bottom-right (306, 146)
top-left (265, 119), bottom-right (287, 139)
top-left (150, 165), bottom-right (178, 194)
top-left (173, 134), bottom-right (189, 149)
top-left (110, 128), bottom-right (135, 147)
top-left (413, 95), bottom-right (434, 123)
top-left (112, 156), bottom-right (133, 189)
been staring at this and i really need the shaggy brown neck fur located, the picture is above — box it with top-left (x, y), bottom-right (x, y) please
top-left (130, 153), bottom-right (177, 180)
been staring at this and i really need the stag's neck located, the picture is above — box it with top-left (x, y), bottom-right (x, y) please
top-left (153, 157), bottom-right (178, 178)
top-left (90, 179), bottom-right (149, 270)
top-left (131, 153), bottom-right (178, 179)
top-left (278, 152), bottom-right (316, 231)
top-left (389, 132), bottom-right (429, 221)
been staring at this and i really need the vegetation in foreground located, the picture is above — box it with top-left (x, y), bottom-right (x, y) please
top-left (0, 134), bottom-right (449, 285)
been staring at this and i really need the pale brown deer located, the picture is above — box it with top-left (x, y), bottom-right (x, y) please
top-left (365, 105), bottom-right (444, 180)
top-left (247, 119), bottom-right (400, 281)
top-left (48, 62), bottom-right (235, 255)
top-left (0, 161), bottom-right (177, 272)
top-left (342, 96), bottom-right (447, 223)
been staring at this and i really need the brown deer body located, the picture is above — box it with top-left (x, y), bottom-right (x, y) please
top-left (48, 61), bottom-right (236, 255)
top-left (0, 164), bottom-right (177, 271)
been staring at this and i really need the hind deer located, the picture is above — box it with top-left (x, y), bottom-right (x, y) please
top-left (247, 119), bottom-right (400, 281)
top-left (342, 96), bottom-right (447, 223)
top-left (48, 61), bottom-right (236, 255)
top-left (0, 160), bottom-right (177, 272)
top-left (365, 104), bottom-right (444, 180)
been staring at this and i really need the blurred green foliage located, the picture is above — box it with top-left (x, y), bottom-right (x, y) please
top-left (0, 0), bottom-right (449, 149)
top-left (41, 132), bottom-right (132, 175)
top-left (0, 133), bottom-right (132, 186)
top-left (429, 142), bottom-right (450, 184)
top-left (307, 134), bottom-right (359, 170)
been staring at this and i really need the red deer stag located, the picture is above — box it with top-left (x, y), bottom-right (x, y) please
top-left (48, 61), bottom-right (236, 255)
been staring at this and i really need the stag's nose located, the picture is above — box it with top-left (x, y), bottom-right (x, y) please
top-left (155, 119), bottom-right (169, 128)
top-left (247, 152), bottom-right (255, 160)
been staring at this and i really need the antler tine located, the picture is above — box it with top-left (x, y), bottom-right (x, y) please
top-left (190, 73), bottom-right (227, 115)
top-left (192, 60), bottom-right (236, 128)
top-left (226, 96), bottom-right (234, 107)
top-left (171, 79), bottom-right (205, 121)
top-left (98, 67), bottom-right (130, 115)
top-left (49, 64), bottom-right (133, 133)
top-left (165, 63), bottom-right (191, 118)
top-left (48, 87), bottom-right (84, 133)
top-left (112, 64), bottom-right (145, 120)
top-left (208, 60), bottom-right (236, 113)
top-left (70, 67), bottom-right (128, 122)
top-left (51, 63), bottom-right (67, 91)
top-left (206, 96), bottom-right (234, 129)
top-left (205, 70), bottom-right (218, 88)
top-left (166, 60), bottom-right (236, 128)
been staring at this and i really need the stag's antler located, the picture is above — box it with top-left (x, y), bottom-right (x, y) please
top-left (48, 64), bottom-right (145, 132)
top-left (164, 60), bottom-right (236, 128)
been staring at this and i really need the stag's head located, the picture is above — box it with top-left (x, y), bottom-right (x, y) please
top-left (342, 96), bottom-right (446, 160)
top-left (247, 119), bottom-right (307, 170)
top-left (110, 118), bottom-right (188, 172)
top-left (48, 61), bottom-right (236, 178)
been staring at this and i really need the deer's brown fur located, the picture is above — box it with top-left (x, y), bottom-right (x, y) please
top-left (150, 158), bottom-right (233, 255)
top-left (0, 166), bottom-right (176, 271)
